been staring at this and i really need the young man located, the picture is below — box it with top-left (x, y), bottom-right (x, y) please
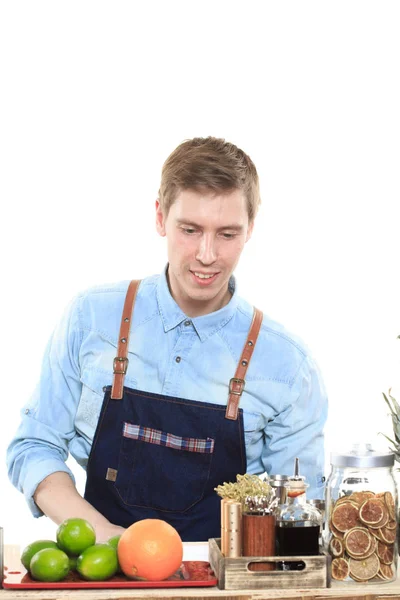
top-left (7, 137), bottom-right (328, 542)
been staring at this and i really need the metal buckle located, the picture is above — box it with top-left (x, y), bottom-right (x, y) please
top-left (229, 377), bottom-right (245, 396)
top-left (113, 357), bottom-right (129, 375)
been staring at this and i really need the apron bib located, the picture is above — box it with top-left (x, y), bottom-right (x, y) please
top-left (84, 280), bottom-right (263, 541)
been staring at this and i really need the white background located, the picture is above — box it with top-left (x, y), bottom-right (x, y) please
top-left (0, 1), bottom-right (399, 548)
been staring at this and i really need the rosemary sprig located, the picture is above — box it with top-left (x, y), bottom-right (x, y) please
top-left (215, 473), bottom-right (274, 509)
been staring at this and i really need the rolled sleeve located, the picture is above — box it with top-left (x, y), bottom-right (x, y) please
top-left (6, 295), bottom-right (83, 516)
top-left (262, 354), bottom-right (328, 498)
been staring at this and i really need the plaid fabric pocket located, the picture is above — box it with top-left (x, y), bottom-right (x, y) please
top-left (123, 422), bottom-right (215, 454)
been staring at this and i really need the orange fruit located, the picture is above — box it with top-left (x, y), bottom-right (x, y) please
top-left (331, 557), bottom-right (349, 580)
top-left (56, 518), bottom-right (96, 557)
top-left (30, 548), bottom-right (70, 582)
top-left (21, 540), bottom-right (58, 571)
top-left (76, 544), bottom-right (118, 581)
top-left (118, 519), bottom-right (183, 581)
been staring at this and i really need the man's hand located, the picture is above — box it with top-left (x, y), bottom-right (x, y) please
top-left (34, 471), bottom-right (126, 542)
top-left (95, 523), bottom-right (126, 544)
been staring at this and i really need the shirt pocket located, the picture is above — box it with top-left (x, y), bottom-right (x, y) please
top-left (114, 422), bottom-right (215, 513)
top-left (242, 409), bottom-right (262, 447)
top-left (76, 368), bottom-right (138, 439)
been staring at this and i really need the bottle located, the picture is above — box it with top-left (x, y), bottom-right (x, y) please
top-left (275, 458), bottom-right (322, 570)
top-left (325, 443), bottom-right (398, 583)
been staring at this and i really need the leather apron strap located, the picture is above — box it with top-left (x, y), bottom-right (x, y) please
top-left (111, 280), bottom-right (263, 419)
top-left (111, 280), bottom-right (141, 399)
top-left (225, 307), bottom-right (263, 420)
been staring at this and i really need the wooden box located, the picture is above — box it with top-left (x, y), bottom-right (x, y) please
top-left (208, 537), bottom-right (331, 590)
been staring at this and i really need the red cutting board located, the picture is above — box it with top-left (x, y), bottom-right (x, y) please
top-left (3, 561), bottom-right (218, 589)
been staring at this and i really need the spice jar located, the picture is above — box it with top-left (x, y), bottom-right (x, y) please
top-left (325, 443), bottom-right (398, 583)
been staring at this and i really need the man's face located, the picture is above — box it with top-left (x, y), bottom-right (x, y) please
top-left (156, 188), bottom-right (253, 317)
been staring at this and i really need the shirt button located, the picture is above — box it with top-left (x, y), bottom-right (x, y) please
top-left (25, 409), bottom-right (30, 415)
top-left (184, 320), bottom-right (191, 326)
top-left (103, 386), bottom-right (107, 392)
top-left (175, 356), bottom-right (181, 363)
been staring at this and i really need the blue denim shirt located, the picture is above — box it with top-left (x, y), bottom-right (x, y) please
top-left (7, 267), bottom-right (328, 517)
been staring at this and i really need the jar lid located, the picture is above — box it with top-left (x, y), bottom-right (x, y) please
top-left (269, 474), bottom-right (289, 483)
top-left (331, 442), bottom-right (395, 468)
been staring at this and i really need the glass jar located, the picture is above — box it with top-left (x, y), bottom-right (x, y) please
top-left (324, 443), bottom-right (398, 583)
top-left (275, 459), bottom-right (322, 570)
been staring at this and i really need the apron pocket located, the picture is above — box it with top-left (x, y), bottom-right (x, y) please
top-left (114, 422), bottom-right (215, 512)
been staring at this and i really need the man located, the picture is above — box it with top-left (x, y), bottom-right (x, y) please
top-left (7, 137), bottom-right (327, 542)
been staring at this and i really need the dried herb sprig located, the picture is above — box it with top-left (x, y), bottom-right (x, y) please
top-left (215, 473), bottom-right (273, 507)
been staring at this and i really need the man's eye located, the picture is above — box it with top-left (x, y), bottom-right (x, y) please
top-left (183, 227), bottom-right (196, 234)
top-left (221, 232), bottom-right (236, 239)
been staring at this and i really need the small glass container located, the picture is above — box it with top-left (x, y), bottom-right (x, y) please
top-left (324, 443), bottom-right (398, 583)
top-left (275, 459), bottom-right (322, 570)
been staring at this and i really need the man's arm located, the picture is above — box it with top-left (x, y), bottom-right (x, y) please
top-left (34, 472), bottom-right (124, 542)
top-left (262, 354), bottom-right (328, 497)
top-left (7, 294), bottom-right (123, 539)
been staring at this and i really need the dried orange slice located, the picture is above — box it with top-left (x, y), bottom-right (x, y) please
top-left (329, 519), bottom-right (345, 539)
top-left (359, 499), bottom-right (385, 526)
top-left (386, 519), bottom-right (397, 530)
top-left (384, 492), bottom-right (395, 520)
top-left (329, 536), bottom-right (344, 557)
top-left (344, 527), bottom-right (372, 556)
top-left (348, 491), bottom-right (374, 505)
top-left (332, 502), bottom-right (360, 532)
top-left (331, 557), bottom-right (350, 580)
top-left (367, 506), bottom-right (389, 529)
top-left (379, 562), bottom-right (394, 580)
top-left (369, 528), bottom-right (386, 543)
top-left (348, 554), bottom-right (380, 581)
top-left (377, 541), bottom-right (394, 565)
top-left (335, 495), bottom-right (351, 505)
top-left (379, 526), bottom-right (396, 544)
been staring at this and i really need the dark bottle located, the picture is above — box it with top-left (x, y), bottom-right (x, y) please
top-left (275, 458), bottom-right (322, 570)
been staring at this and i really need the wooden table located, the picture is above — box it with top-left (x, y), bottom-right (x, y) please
top-left (2, 544), bottom-right (400, 600)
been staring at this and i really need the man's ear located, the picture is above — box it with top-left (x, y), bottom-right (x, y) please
top-left (245, 220), bottom-right (254, 242)
top-left (155, 199), bottom-right (166, 237)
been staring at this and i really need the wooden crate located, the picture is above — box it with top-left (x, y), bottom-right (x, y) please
top-left (208, 537), bottom-right (331, 590)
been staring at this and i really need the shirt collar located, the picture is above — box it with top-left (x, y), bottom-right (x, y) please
top-left (156, 265), bottom-right (239, 342)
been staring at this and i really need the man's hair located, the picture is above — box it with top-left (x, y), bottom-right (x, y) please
top-left (158, 136), bottom-right (261, 222)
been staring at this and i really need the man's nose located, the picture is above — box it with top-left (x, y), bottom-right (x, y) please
top-left (196, 234), bottom-right (217, 264)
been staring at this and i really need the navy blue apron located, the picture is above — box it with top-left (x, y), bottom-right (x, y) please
top-left (85, 280), bottom-right (263, 542)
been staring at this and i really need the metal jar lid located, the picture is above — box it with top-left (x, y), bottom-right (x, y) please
top-left (330, 443), bottom-right (395, 468)
top-left (269, 474), bottom-right (289, 486)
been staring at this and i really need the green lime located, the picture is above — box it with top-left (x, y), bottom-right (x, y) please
top-left (77, 544), bottom-right (118, 581)
top-left (106, 535), bottom-right (122, 572)
top-left (30, 548), bottom-right (70, 582)
top-left (56, 518), bottom-right (96, 556)
top-left (106, 535), bottom-right (121, 550)
top-left (21, 540), bottom-right (59, 571)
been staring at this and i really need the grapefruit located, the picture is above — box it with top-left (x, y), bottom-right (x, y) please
top-left (118, 519), bottom-right (183, 581)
